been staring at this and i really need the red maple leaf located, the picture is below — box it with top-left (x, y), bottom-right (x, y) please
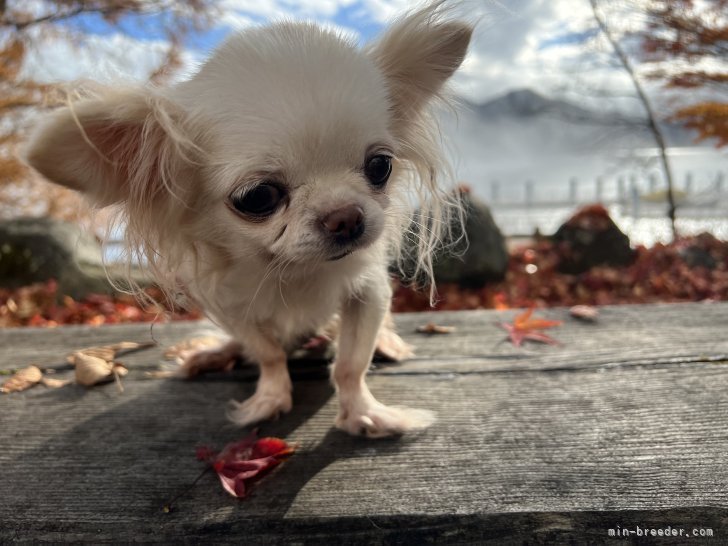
top-left (499, 307), bottom-right (562, 347)
top-left (196, 431), bottom-right (295, 498)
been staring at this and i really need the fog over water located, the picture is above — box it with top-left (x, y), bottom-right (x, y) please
top-left (440, 90), bottom-right (728, 244)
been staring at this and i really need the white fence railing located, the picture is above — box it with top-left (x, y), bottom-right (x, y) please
top-left (486, 171), bottom-right (727, 218)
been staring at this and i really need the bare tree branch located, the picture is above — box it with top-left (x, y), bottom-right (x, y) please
top-left (3, 6), bottom-right (110, 30)
top-left (590, 0), bottom-right (678, 240)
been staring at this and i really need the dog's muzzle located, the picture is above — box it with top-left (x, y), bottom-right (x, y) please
top-left (320, 205), bottom-right (365, 245)
top-left (318, 205), bottom-right (367, 261)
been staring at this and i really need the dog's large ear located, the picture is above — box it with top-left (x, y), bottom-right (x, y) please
top-left (367, 3), bottom-right (472, 128)
top-left (25, 88), bottom-right (178, 207)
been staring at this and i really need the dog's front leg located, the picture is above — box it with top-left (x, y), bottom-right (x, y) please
top-left (333, 272), bottom-right (434, 438)
top-left (227, 327), bottom-right (292, 427)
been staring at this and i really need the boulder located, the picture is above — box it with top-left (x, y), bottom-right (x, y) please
top-left (399, 188), bottom-right (509, 288)
top-left (0, 217), bottom-right (117, 298)
top-left (552, 204), bottom-right (634, 274)
top-left (678, 232), bottom-right (725, 270)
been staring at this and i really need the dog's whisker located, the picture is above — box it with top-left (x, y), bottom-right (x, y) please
top-left (242, 256), bottom-right (280, 323)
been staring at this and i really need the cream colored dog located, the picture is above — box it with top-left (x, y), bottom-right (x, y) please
top-left (25, 2), bottom-right (471, 437)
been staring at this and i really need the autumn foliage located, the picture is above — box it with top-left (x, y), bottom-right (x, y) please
top-left (0, 279), bottom-right (201, 327)
top-left (640, 0), bottom-right (728, 146)
top-left (675, 102), bottom-right (728, 147)
top-left (392, 233), bottom-right (728, 312)
top-left (1, 232), bottom-right (726, 327)
top-left (0, 0), bottom-right (216, 220)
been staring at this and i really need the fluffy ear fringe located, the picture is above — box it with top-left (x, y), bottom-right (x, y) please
top-left (367, 1), bottom-right (472, 126)
top-left (368, 1), bottom-right (472, 305)
top-left (25, 84), bottom-right (205, 309)
top-left (24, 84), bottom-right (202, 206)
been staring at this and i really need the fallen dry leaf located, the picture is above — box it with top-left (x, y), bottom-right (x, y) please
top-left (40, 376), bottom-right (72, 389)
top-left (67, 347), bottom-right (114, 363)
top-left (146, 370), bottom-right (180, 379)
top-left (499, 307), bottom-right (562, 347)
top-left (196, 431), bottom-right (295, 498)
top-left (416, 322), bottom-right (456, 334)
top-left (73, 352), bottom-right (128, 389)
top-left (67, 341), bottom-right (155, 364)
top-left (512, 307), bottom-right (563, 332)
top-left (1, 365), bottom-right (42, 394)
top-left (570, 305), bottom-right (599, 321)
top-left (164, 336), bottom-right (223, 361)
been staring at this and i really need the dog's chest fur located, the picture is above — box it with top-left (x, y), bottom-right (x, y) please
top-left (182, 241), bottom-right (385, 347)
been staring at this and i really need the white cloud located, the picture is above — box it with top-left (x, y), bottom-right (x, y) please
top-left (20, 0), bottom-right (723, 114)
top-left (359, 0), bottom-right (413, 23)
top-left (20, 29), bottom-right (204, 85)
top-left (448, 0), bottom-right (600, 102)
top-left (217, 11), bottom-right (256, 31)
top-left (9, 0), bottom-right (58, 19)
top-left (218, 0), bottom-right (357, 20)
top-left (17, 0), bottom-right (601, 101)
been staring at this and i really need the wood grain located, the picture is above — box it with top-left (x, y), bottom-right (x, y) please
top-left (1, 302), bottom-right (727, 542)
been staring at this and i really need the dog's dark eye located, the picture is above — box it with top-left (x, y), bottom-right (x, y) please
top-left (364, 155), bottom-right (392, 187)
top-left (230, 183), bottom-right (285, 218)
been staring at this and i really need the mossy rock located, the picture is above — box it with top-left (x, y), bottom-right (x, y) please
top-left (0, 217), bottom-right (145, 299)
top-left (398, 191), bottom-right (509, 288)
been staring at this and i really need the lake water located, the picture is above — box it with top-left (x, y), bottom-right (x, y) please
top-left (457, 146), bottom-right (728, 245)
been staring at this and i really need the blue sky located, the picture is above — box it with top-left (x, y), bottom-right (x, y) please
top-left (538, 29), bottom-right (599, 51)
top-left (61, 4), bottom-right (387, 51)
top-left (25, 0), bottom-right (709, 113)
top-left (23, 0), bottom-right (620, 105)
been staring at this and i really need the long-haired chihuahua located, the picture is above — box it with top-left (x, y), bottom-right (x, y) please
top-left (25, 2), bottom-right (472, 437)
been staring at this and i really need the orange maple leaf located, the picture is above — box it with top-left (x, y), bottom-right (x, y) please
top-left (500, 307), bottom-right (562, 347)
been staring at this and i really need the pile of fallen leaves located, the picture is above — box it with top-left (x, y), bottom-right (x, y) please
top-left (393, 233), bottom-right (728, 312)
top-left (0, 279), bottom-right (202, 327)
top-left (1, 234), bottom-right (727, 326)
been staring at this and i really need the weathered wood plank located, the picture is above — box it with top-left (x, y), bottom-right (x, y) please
top-left (2, 361), bottom-right (728, 540)
top-left (2, 302), bottom-right (728, 542)
top-left (390, 301), bottom-right (728, 373)
top-left (2, 508), bottom-right (726, 544)
top-left (2, 509), bottom-right (726, 544)
top-left (1, 302), bottom-right (727, 374)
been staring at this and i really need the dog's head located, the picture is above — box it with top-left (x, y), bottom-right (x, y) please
top-left (25, 3), bottom-right (471, 286)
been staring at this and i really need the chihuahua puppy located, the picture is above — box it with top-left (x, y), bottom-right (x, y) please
top-left (25, 2), bottom-right (471, 437)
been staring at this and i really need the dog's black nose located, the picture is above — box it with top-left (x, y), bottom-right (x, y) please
top-left (321, 205), bottom-right (365, 242)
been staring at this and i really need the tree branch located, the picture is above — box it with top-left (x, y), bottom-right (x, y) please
top-left (0, 1), bottom-right (191, 32)
top-left (0, 5), bottom-right (126, 30)
top-left (590, 0), bottom-right (678, 240)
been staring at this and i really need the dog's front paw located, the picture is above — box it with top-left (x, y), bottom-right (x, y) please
top-left (375, 327), bottom-right (414, 362)
top-left (227, 389), bottom-right (292, 427)
top-left (335, 400), bottom-right (435, 438)
top-left (179, 341), bottom-right (241, 378)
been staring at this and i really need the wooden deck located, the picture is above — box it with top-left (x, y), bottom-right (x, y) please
top-left (2, 302), bottom-right (728, 543)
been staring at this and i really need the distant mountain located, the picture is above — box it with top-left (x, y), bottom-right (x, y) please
top-left (471, 89), bottom-right (598, 122)
top-left (442, 88), bottom-right (710, 193)
top-left (458, 88), bottom-right (693, 145)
